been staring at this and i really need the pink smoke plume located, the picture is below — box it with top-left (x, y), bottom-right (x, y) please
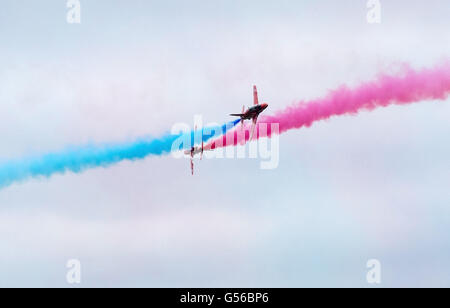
top-left (206, 62), bottom-right (450, 150)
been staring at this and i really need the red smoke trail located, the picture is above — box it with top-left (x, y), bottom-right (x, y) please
top-left (206, 62), bottom-right (450, 150)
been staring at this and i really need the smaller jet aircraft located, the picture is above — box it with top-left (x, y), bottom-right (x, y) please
top-left (230, 85), bottom-right (268, 139)
top-left (184, 126), bottom-right (204, 175)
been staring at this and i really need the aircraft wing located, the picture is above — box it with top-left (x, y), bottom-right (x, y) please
top-left (250, 116), bottom-right (258, 140)
top-left (253, 85), bottom-right (259, 105)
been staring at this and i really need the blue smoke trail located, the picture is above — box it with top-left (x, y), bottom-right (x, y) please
top-left (0, 119), bottom-right (240, 188)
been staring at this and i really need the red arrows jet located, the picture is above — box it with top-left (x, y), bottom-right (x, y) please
top-left (185, 144), bottom-right (203, 175)
top-left (184, 126), bottom-right (204, 175)
top-left (230, 85), bottom-right (268, 139)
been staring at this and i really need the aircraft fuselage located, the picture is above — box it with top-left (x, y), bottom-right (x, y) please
top-left (235, 103), bottom-right (268, 120)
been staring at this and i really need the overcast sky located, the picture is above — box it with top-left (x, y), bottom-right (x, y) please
top-left (0, 0), bottom-right (449, 287)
